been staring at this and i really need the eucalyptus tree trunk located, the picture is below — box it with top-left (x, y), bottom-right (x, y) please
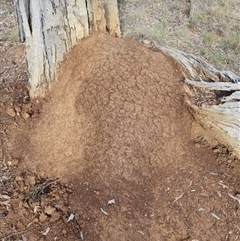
top-left (14, 0), bottom-right (120, 97)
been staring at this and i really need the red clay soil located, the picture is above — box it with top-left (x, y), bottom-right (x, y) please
top-left (3, 33), bottom-right (240, 240)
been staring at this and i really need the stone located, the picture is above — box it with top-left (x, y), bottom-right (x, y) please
top-left (14, 107), bottom-right (21, 113)
top-left (44, 206), bottom-right (56, 216)
top-left (15, 176), bottom-right (24, 182)
top-left (22, 112), bottom-right (30, 120)
top-left (50, 212), bottom-right (61, 222)
top-left (143, 39), bottom-right (151, 45)
top-left (22, 201), bottom-right (30, 209)
top-left (39, 213), bottom-right (47, 222)
top-left (194, 143), bottom-right (201, 148)
top-left (94, 190), bottom-right (100, 196)
top-left (11, 158), bottom-right (20, 167)
top-left (25, 175), bottom-right (36, 186)
top-left (6, 108), bottom-right (15, 117)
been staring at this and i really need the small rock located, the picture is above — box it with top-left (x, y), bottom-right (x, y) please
top-left (213, 148), bottom-right (220, 154)
top-left (15, 176), bottom-right (24, 182)
top-left (44, 206), bottom-right (56, 216)
top-left (54, 194), bottom-right (61, 201)
top-left (39, 213), bottom-right (48, 222)
top-left (39, 171), bottom-right (46, 178)
top-left (227, 159), bottom-right (232, 164)
top-left (22, 201), bottom-right (30, 209)
top-left (22, 112), bottom-right (30, 120)
top-left (25, 175), bottom-right (36, 186)
top-left (29, 202), bottom-right (40, 210)
top-left (34, 205), bottom-right (41, 214)
top-left (143, 39), bottom-right (151, 45)
top-left (94, 191), bottom-right (100, 196)
top-left (62, 230), bottom-right (67, 235)
top-left (13, 192), bottom-right (19, 197)
top-left (14, 107), bottom-right (21, 113)
top-left (1, 211), bottom-right (8, 218)
top-left (18, 201), bottom-right (23, 209)
top-left (50, 212), bottom-right (61, 222)
top-left (33, 218), bottom-right (39, 223)
top-left (11, 158), bottom-right (20, 167)
top-left (194, 143), bottom-right (201, 148)
top-left (6, 108), bottom-right (15, 117)
top-left (57, 205), bottom-right (68, 213)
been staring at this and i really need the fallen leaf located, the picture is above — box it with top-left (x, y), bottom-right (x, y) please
top-left (67, 213), bottom-right (75, 222)
top-left (0, 194), bottom-right (10, 200)
top-left (0, 200), bottom-right (10, 207)
top-left (80, 231), bottom-right (84, 240)
top-left (108, 199), bottom-right (115, 205)
top-left (21, 234), bottom-right (27, 241)
top-left (211, 212), bottom-right (220, 220)
top-left (100, 208), bottom-right (109, 215)
top-left (43, 227), bottom-right (50, 236)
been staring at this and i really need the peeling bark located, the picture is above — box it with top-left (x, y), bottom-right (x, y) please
top-left (14, 0), bottom-right (120, 97)
top-left (158, 46), bottom-right (240, 158)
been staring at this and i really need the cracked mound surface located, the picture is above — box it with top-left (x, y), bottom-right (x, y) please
top-left (12, 33), bottom-right (239, 240)
top-left (20, 33), bottom-right (188, 178)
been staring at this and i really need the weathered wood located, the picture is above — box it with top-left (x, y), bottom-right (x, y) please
top-left (14, 0), bottom-right (120, 97)
top-left (159, 46), bottom-right (240, 158)
top-left (185, 78), bottom-right (240, 91)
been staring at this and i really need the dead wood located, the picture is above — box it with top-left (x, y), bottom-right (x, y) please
top-left (159, 46), bottom-right (240, 158)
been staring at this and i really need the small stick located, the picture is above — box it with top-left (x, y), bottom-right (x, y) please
top-left (168, 202), bottom-right (191, 229)
top-left (173, 193), bottom-right (184, 204)
top-left (189, 0), bottom-right (195, 19)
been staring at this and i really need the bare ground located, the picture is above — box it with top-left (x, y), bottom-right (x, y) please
top-left (0, 1), bottom-right (240, 241)
top-left (0, 33), bottom-right (239, 241)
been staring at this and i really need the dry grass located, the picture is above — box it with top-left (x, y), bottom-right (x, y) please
top-left (0, 0), bottom-right (18, 48)
top-left (118, 0), bottom-right (240, 76)
top-left (24, 178), bottom-right (60, 202)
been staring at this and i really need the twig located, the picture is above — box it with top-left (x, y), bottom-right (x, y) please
top-left (173, 193), bottom-right (184, 204)
top-left (189, 0), bottom-right (195, 19)
top-left (228, 193), bottom-right (240, 205)
top-left (168, 202), bottom-right (191, 229)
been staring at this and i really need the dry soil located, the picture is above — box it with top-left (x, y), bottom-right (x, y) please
top-left (1, 33), bottom-right (239, 240)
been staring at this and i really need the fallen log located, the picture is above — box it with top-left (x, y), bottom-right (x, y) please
top-left (158, 46), bottom-right (240, 158)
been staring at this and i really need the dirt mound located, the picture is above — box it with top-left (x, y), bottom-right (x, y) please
top-left (7, 33), bottom-right (240, 240)
top-left (18, 33), bottom-right (189, 177)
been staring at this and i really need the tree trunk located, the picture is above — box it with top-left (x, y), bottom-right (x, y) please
top-left (14, 0), bottom-right (120, 97)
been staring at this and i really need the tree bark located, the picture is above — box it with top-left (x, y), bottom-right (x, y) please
top-left (14, 0), bottom-right (120, 97)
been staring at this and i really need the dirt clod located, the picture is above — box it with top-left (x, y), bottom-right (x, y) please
top-left (6, 108), bottom-right (15, 117)
top-left (39, 213), bottom-right (47, 223)
top-left (21, 112), bottom-right (30, 120)
top-left (44, 206), bottom-right (56, 216)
